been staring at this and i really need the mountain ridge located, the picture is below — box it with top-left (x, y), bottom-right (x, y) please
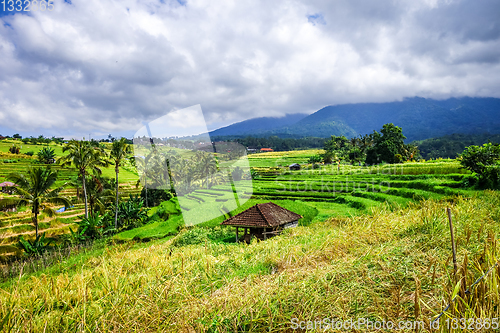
top-left (208, 97), bottom-right (500, 142)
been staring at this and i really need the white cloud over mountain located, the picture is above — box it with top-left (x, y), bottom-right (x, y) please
top-left (0, 0), bottom-right (499, 138)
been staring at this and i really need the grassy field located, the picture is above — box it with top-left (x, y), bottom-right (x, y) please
top-left (0, 191), bottom-right (498, 331)
top-left (0, 145), bottom-right (499, 331)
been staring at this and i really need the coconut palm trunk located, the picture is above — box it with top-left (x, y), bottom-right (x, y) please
top-left (114, 164), bottom-right (119, 229)
top-left (33, 204), bottom-right (39, 238)
top-left (110, 138), bottom-right (131, 230)
top-left (82, 169), bottom-right (88, 219)
top-left (144, 177), bottom-right (148, 208)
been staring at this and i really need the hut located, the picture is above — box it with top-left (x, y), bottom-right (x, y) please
top-left (0, 182), bottom-right (18, 194)
top-left (221, 202), bottom-right (302, 243)
top-left (289, 163), bottom-right (301, 170)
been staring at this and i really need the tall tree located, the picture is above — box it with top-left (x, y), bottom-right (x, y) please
top-left (37, 147), bottom-right (56, 164)
top-left (110, 138), bottom-right (132, 229)
top-left (59, 140), bottom-right (108, 218)
top-left (459, 142), bottom-right (500, 187)
top-left (0, 167), bottom-right (70, 238)
top-left (365, 124), bottom-right (407, 164)
top-left (196, 152), bottom-right (218, 189)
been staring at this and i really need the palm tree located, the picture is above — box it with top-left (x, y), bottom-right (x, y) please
top-left (110, 138), bottom-right (132, 229)
top-left (134, 150), bottom-right (159, 207)
top-left (196, 152), bottom-right (218, 189)
top-left (350, 137), bottom-right (359, 148)
top-left (37, 147), bottom-right (57, 164)
top-left (59, 140), bottom-right (108, 218)
top-left (86, 176), bottom-right (115, 215)
top-left (0, 167), bottom-right (70, 238)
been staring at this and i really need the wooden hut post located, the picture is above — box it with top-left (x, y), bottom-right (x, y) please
top-left (263, 228), bottom-right (267, 240)
top-left (235, 227), bottom-right (239, 242)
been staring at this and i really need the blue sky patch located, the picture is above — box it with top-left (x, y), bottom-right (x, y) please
top-left (307, 13), bottom-right (326, 26)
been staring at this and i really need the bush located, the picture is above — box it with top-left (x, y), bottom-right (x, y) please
top-left (114, 195), bottom-right (149, 231)
top-left (232, 166), bottom-right (244, 181)
top-left (74, 214), bottom-right (105, 240)
top-left (149, 199), bottom-right (181, 222)
top-left (17, 233), bottom-right (53, 256)
top-left (140, 187), bottom-right (174, 207)
top-left (8, 145), bottom-right (20, 154)
top-left (25, 151), bottom-right (34, 156)
top-left (459, 143), bottom-right (500, 188)
top-left (172, 226), bottom-right (236, 246)
top-left (172, 227), bottom-right (211, 246)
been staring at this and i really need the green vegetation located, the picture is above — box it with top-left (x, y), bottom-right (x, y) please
top-left (37, 146), bottom-right (56, 164)
top-left (0, 130), bottom-right (498, 331)
top-left (231, 136), bottom-right (326, 151)
top-left (459, 142), bottom-right (500, 188)
top-left (414, 132), bottom-right (500, 159)
top-left (0, 167), bottom-right (70, 238)
top-left (0, 192), bottom-right (499, 331)
top-left (59, 140), bottom-right (109, 218)
top-left (110, 138), bottom-right (132, 229)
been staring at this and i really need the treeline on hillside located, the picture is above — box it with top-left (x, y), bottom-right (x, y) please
top-left (223, 136), bottom-right (326, 151)
top-left (412, 133), bottom-right (500, 159)
top-left (317, 123), bottom-right (418, 165)
top-left (0, 134), bottom-right (65, 145)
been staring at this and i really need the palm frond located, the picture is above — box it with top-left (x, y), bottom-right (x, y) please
top-left (7, 172), bottom-right (29, 188)
top-left (46, 196), bottom-right (72, 209)
top-left (0, 197), bottom-right (26, 209)
top-left (42, 206), bottom-right (57, 217)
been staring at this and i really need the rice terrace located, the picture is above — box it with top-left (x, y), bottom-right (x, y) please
top-left (0, 126), bottom-right (498, 332)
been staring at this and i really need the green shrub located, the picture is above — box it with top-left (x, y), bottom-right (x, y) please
top-left (172, 227), bottom-right (211, 246)
top-left (17, 233), bottom-right (53, 256)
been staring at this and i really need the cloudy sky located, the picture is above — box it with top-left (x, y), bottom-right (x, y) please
top-left (0, 0), bottom-right (499, 138)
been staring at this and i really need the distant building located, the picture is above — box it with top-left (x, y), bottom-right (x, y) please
top-left (260, 148), bottom-right (274, 152)
top-left (221, 202), bottom-right (302, 243)
top-left (289, 163), bottom-right (301, 170)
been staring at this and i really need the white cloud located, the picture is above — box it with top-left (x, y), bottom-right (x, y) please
top-left (0, 0), bottom-right (499, 138)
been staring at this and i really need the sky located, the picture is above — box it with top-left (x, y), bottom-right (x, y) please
top-left (0, 0), bottom-right (499, 138)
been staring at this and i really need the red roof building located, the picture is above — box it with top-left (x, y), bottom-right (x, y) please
top-left (221, 202), bottom-right (302, 243)
top-left (260, 148), bottom-right (273, 152)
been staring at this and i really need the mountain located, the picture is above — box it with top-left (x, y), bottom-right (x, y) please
top-left (208, 113), bottom-right (308, 137)
top-left (209, 97), bottom-right (500, 142)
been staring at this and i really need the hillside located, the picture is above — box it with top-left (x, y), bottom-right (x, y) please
top-left (208, 113), bottom-right (308, 137)
top-left (413, 133), bottom-right (500, 159)
top-left (208, 97), bottom-right (500, 142)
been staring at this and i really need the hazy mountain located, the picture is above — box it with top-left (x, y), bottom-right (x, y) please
top-left (209, 97), bottom-right (500, 142)
top-left (209, 113), bottom-right (308, 137)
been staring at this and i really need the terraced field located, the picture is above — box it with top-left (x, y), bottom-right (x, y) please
top-left (0, 141), bottom-right (142, 261)
top-left (0, 145), bottom-right (480, 262)
top-left (122, 154), bottom-right (476, 240)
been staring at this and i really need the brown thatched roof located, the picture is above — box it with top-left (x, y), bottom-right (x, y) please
top-left (221, 202), bottom-right (302, 228)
